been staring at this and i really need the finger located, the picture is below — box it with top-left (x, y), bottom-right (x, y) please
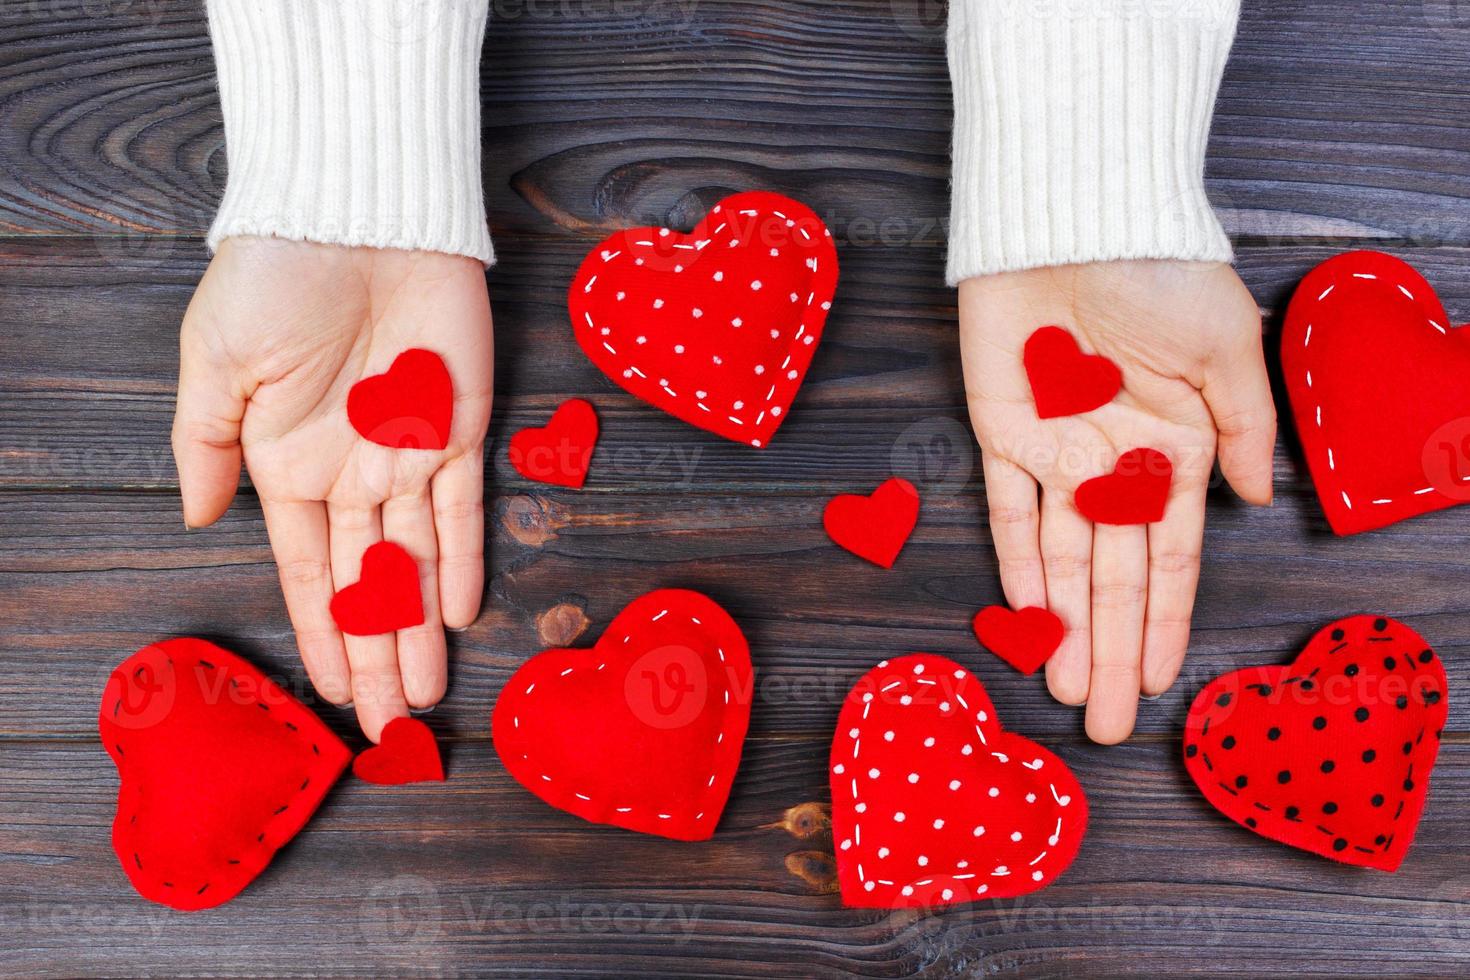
top-left (328, 502), bottom-right (407, 742)
top-left (260, 498), bottom-right (352, 706)
top-left (383, 490), bottom-right (448, 709)
top-left (1201, 334), bottom-right (1277, 505)
top-left (431, 449), bottom-right (485, 630)
top-left (172, 328), bottom-right (245, 527)
top-left (981, 452), bottom-right (1045, 609)
top-left (1086, 524), bottom-right (1148, 744)
top-left (1040, 491), bottom-right (1092, 705)
top-left (1141, 483), bottom-right (1207, 697)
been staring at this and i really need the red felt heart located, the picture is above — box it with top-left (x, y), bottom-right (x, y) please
top-left (567, 191), bottom-right (838, 448)
top-left (973, 606), bottom-right (1064, 676)
top-left (1282, 251), bottom-right (1470, 535)
top-left (508, 398), bottom-right (599, 489)
top-left (1073, 448), bottom-right (1172, 524)
top-left (491, 589), bottom-right (753, 841)
top-left (1024, 326), bottom-right (1123, 419)
top-left (353, 716), bottom-right (445, 785)
top-left (1184, 615), bottom-right (1447, 871)
top-left (99, 638), bottom-right (351, 911)
top-left (329, 541), bottom-right (424, 636)
top-left (823, 477), bottom-right (920, 568)
top-left (347, 348), bottom-right (454, 451)
top-left (831, 654), bottom-right (1087, 908)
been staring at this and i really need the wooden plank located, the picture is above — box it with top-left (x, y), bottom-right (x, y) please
top-left (3, 487), bottom-right (1468, 740)
top-left (1, 736), bottom-right (1467, 976)
top-left (0, 1), bottom-right (1466, 242)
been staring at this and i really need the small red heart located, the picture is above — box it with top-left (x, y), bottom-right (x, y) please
top-left (1282, 251), bottom-right (1470, 535)
top-left (973, 606), bottom-right (1064, 675)
top-left (491, 589), bottom-right (753, 841)
top-left (567, 191), bottom-right (838, 448)
top-left (99, 638), bottom-right (351, 910)
top-left (1074, 448), bottom-right (1172, 524)
top-left (353, 717), bottom-right (445, 785)
top-left (1184, 615), bottom-right (1447, 871)
top-left (347, 348), bottom-right (454, 450)
top-left (823, 477), bottom-right (920, 568)
top-left (1024, 326), bottom-right (1123, 419)
top-left (831, 654), bottom-right (1088, 908)
top-left (508, 398), bottom-right (599, 488)
top-left (329, 541), bottom-right (424, 636)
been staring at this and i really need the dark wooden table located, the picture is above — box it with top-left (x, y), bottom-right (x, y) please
top-left (2, 1), bottom-right (1469, 975)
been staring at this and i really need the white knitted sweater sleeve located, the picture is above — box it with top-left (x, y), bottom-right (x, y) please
top-left (205, 0), bottom-right (495, 266)
top-left (946, 0), bottom-right (1240, 285)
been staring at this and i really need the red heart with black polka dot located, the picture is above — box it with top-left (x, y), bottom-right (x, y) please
top-left (1183, 615), bottom-right (1448, 871)
top-left (830, 654), bottom-right (1088, 908)
top-left (567, 191), bottom-right (838, 448)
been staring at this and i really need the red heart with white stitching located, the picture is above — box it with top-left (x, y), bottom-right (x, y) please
top-left (567, 191), bottom-right (838, 448)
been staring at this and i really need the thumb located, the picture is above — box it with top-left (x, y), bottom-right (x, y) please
top-left (171, 329), bottom-right (245, 528)
top-left (1200, 336), bottom-right (1277, 506)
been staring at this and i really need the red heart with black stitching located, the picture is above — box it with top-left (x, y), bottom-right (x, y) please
top-left (1282, 251), bottom-right (1470, 535)
top-left (1184, 615), bottom-right (1448, 871)
top-left (491, 589), bottom-right (753, 841)
top-left (1024, 326), bottom-right (1123, 419)
top-left (973, 606), bottom-right (1064, 676)
top-left (353, 716), bottom-right (445, 785)
top-left (1074, 448), bottom-right (1172, 525)
top-left (329, 541), bottom-right (424, 636)
top-left (823, 477), bottom-right (920, 568)
top-left (508, 398), bottom-right (599, 489)
top-left (347, 348), bottom-right (454, 451)
top-left (99, 638), bottom-right (351, 910)
top-left (831, 654), bottom-right (1087, 908)
top-left (567, 191), bottom-right (838, 448)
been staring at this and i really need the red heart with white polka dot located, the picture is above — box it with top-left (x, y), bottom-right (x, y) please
top-left (567, 191), bottom-right (838, 448)
top-left (830, 654), bottom-right (1088, 908)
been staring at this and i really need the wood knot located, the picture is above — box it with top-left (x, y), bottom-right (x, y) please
top-left (500, 495), bottom-right (560, 547)
top-left (762, 802), bottom-right (831, 839)
top-left (536, 603), bottom-right (590, 647)
top-left (784, 850), bottom-right (838, 893)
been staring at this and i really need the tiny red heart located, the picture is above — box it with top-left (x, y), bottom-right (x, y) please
top-left (329, 541), bottom-right (424, 636)
top-left (1184, 615), bottom-right (1447, 871)
top-left (823, 477), bottom-right (920, 568)
top-left (99, 638), bottom-right (351, 910)
top-left (831, 654), bottom-right (1088, 908)
top-left (1024, 326), bottom-right (1123, 419)
top-left (353, 717), bottom-right (445, 785)
top-left (347, 348), bottom-right (454, 450)
top-left (1074, 448), bottom-right (1172, 524)
top-left (973, 606), bottom-right (1064, 675)
top-left (508, 398), bottom-right (599, 488)
top-left (491, 589), bottom-right (753, 841)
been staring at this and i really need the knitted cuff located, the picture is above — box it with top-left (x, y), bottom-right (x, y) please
top-left (205, 0), bottom-right (494, 265)
top-left (946, 0), bottom-right (1239, 285)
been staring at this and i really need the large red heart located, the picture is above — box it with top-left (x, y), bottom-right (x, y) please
top-left (1024, 326), bottom-right (1122, 419)
top-left (508, 397), bottom-right (599, 489)
top-left (1282, 251), bottom-right (1470, 535)
top-left (1073, 448), bottom-right (1172, 524)
top-left (353, 716), bottom-right (445, 785)
top-left (99, 638), bottom-right (351, 910)
top-left (823, 477), bottom-right (920, 568)
top-left (973, 606), bottom-right (1064, 676)
top-left (567, 191), bottom-right (838, 448)
top-left (1183, 615), bottom-right (1448, 871)
top-left (831, 654), bottom-right (1087, 908)
top-left (329, 541), bottom-right (424, 636)
top-left (347, 348), bottom-right (454, 451)
top-left (491, 589), bottom-right (753, 841)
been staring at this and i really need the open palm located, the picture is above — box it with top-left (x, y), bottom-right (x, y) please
top-left (173, 238), bottom-right (493, 740)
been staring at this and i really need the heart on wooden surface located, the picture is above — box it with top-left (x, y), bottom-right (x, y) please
top-left (1184, 615), bottom-right (1447, 871)
top-left (973, 606), bottom-right (1065, 676)
top-left (1073, 448), bottom-right (1172, 525)
top-left (830, 654), bottom-right (1087, 908)
top-left (1023, 326), bottom-right (1122, 419)
top-left (329, 541), bottom-right (424, 636)
top-left (491, 589), bottom-right (754, 841)
top-left (508, 398), bottom-right (599, 489)
top-left (99, 638), bottom-right (351, 910)
top-left (347, 348), bottom-right (454, 451)
top-left (566, 191), bottom-right (839, 448)
top-left (823, 477), bottom-right (920, 568)
top-left (1282, 250), bottom-right (1470, 535)
top-left (353, 716), bottom-right (445, 785)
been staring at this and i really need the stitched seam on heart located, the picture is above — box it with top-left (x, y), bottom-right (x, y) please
top-left (574, 202), bottom-right (833, 449)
